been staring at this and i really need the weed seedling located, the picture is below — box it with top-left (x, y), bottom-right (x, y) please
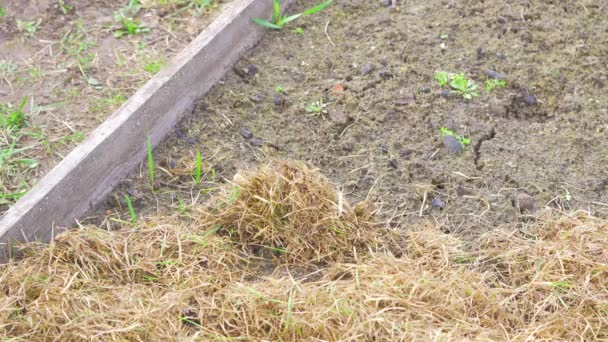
top-left (440, 127), bottom-right (471, 146)
top-left (57, 0), bottom-right (73, 14)
top-left (0, 7), bottom-right (6, 17)
top-left (305, 98), bottom-right (329, 116)
top-left (147, 134), bottom-right (155, 190)
top-left (193, 151), bottom-right (202, 186)
top-left (434, 71), bottom-right (450, 87)
top-left (252, 0), bottom-right (333, 30)
top-left (275, 86), bottom-right (283, 94)
top-left (292, 27), bottom-right (304, 35)
top-left (114, 18), bottom-right (149, 37)
top-left (124, 195), bottom-right (137, 223)
top-left (450, 73), bottom-right (479, 100)
top-left (0, 97), bottom-right (28, 130)
top-left (16, 19), bottom-right (41, 40)
top-left (485, 79), bottom-right (507, 92)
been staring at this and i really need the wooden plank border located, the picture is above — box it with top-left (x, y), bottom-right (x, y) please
top-left (0, 0), bottom-right (294, 261)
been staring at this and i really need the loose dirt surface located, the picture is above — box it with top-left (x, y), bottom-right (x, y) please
top-left (0, 0), bottom-right (228, 213)
top-left (111, 0), bottom-right (608, 238)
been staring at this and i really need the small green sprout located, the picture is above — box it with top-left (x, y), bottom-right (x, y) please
top-left (143, 60), bottom-right (165, 74)
top-left (292, 27), bottom-right (304, 35)
top-left (147, 134), bottom-right (155, 190)
top-left (252, 0), bottom-right (333, 30)
top-left (16, 19), bottom-right (42, 39)
top-left (114, 18), bottom-right (149, 38)
top-left (193, 151), bottom-right (202, 186)
top-left (440, 127), bottom-right (471, 146)
top-left (124, 195), bottom-right (137, 223)
top-left (434, 71), bottom-right (450, 87)
top-left (305, 98), bottom-right (329, 115)
top-left (450, 73), bottom-right (479, 100)
top-left (0, 7), bottom-right (6, 17)
top-left (440, 33), bottom-right (449, 40)
top-left (275, 86), bottom-right (283, 94)
top-left (485, 79), bottom-right (507, 92)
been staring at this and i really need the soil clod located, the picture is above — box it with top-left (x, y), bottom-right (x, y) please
top-left (240, 127), bottom-right (254, 140)
top-left (443, 135), bottom-right (463, 154)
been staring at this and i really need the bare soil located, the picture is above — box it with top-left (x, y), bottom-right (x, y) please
top-left (105, 0), bottom-right (608, 238)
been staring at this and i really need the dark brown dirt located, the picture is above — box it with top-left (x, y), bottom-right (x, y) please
top-left (106, 0), bottom-right (608, 238)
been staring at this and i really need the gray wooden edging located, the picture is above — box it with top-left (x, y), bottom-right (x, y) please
top-left (0, 0), bottom-right (294, 261)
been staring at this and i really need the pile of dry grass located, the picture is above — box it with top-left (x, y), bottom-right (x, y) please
top-left (198, 160), bottom-right (374, 263)
top-left (1, 161), bottom-right (607, 340)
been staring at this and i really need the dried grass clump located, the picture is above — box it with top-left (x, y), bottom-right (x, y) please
top-left (1, 161), bottom-right (607, 341)
top-left (198, 160), bottom-right (373, 263)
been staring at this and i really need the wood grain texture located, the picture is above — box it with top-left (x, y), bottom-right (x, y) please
top-left (0, 0), bottom-right (295, 261)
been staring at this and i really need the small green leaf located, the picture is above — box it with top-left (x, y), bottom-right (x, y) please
top-left (281, 13), bottom-right (303, 25)
top-left (302, 0), bottom-right (334, 15)
top-left (252, 17), bottom-right (281, 30)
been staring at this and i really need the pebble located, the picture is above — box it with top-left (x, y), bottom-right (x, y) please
top-left (441, 90), bottom-right (451, 98)
top-left (239, 127), bottom-right (254, 139)
top-left (443, 135), bottom-right (463, 154)
top-left (249, 94), bottom-right (264, 103)
top-left (477, 47), bottom-right (486, 59)
top-left (483, 69), bottom-right (507, 80)
top-left (380, 0), bottom-right (392, 6)
top-left (250, 138), bottom-right (263, 147)
top-left (380, 143), bottom-right (389, 153)
top-left (395, 95), bottom-right (416, 106)
top-left (497, 52), bottom-right (507, 60)
top-left (169, 160), bottom-right (176, 169)
top-left (399, 148), bottom-right (412, 158)
top-left (431, 197), bottom-right (444, 208)
top-left (272, 94), bottom-right (284, 106)
top-left (388, 158), bottom-right (398, 169)
top-left (360, 63), bottom-right (375, 75)
top-left (127, 188), bottom-right (138, 196)
top-left (379, 70), bottom-right (393, 80)
top-left (523, 94), bottom-right (537, 106)
top-left (245, 64), bottom-right (258, 78)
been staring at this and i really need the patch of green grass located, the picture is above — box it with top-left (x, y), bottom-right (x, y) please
top-left (485, 79), bottom-right (507, 92)
top-left (252, 0), bottom-right (333, 30)
top-left (440, 127), bottom-right (471, 146)
top-left (275, 86), bottom-right (283, 94)
top-left (0, 97), bottom-right (28, 130)
top-left (143, 59), bottom-right (166, 74)
top-left (0, 7), bottom-right (6, 17)
top-left (114, 1), bottom-right (149, 38)
top-left (60, 21), bottom-right (96, 76)
top-left (57, 0), bottom-right (73, 14)
top-left (16, 19), bottom-right (42, 40)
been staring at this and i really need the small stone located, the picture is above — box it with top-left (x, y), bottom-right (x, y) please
top-left (380, 143), bottom-right (389, 153)
top-left (245, 64), bottom-right (258, 78)
top-left (441, 90), bottom-right (451, 98)
top-left (169, 160), bottom-right (176, 169)
top-left (421, 87), bottom-right (431, 94)
top-left (272, 94), bottom-right (284, 106)
top-left (497, 52), bottom-right (507, 60)
top-left (477, 47), bottom-right (486, 59)
top-left (239, 127), bottom-right (254, 139)
top-left (249, 94), bottom-right (264, 103)
top-left (360, 63), bottom-right (375, 75)
top-left (379, 70), bottom-right (393, 80)
top-left (186, 137), bottom-right (196, 144)
top-left (443, 135), bottom-right (463, 154)
top-left (395, 95), bottom-right (416, 106)
top-left (514, 193), bottom-right (535, 213)
top-left (380, 0), bottom-right (392, 6)
top-left (388, 158), bottom-right (398, 169)
top-left (399, 148), bottom-right (412, 158)
top-left (127, 188), bottom-right (138, 196)
top-left (497, 15), bottom-right (507, 24)
top-left (250, 138), bottom-right (263, 147)
top-left (153, 180), bottom-right (161, 190)
top-left (483, 69), bottom-right (507, 80)
top-left (523, 94), bottom-right (537, 106)
top-left (431, 197), bottom-right (444, 208)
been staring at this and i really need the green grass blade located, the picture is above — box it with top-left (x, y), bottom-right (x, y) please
top-left (281, 13), bottom-right (303, 25)
top-left (124, 195), bottom-right (137, 223)
top-left (146, 134), bottom-right (155, 189)
top-left (252, 17), bottom-right (281, 29)
top-left (302, 0), bottom-right (334, 15)
top-left (194, 151), bottom-right (202, 186)
top-left (273, 0), bottom-right (281, 23)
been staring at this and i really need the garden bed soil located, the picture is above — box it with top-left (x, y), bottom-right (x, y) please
top-left (0, 0), bottom-right (228, 213)
top-left (105, 0), bottom-right (608, 238)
